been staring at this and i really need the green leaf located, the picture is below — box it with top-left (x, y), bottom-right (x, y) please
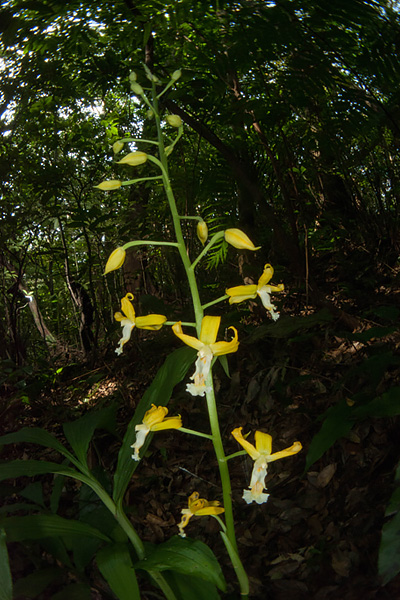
top-left (1, 514), bottom-right (110, 543)
top-left (51, 583), bottom-right (92, 600)
top-left (379, 510), bottom-right (400, 584)
top-left (352, 387), bottom-right (400, 419)
top-left (0, 460), bottom-right (93, 488)
top-left (0, 529), bottom-right (12, 600)
top-left (245, 309), bottom-right (333, 342)
top-left (163, 570), bottom-right (221, 600)
top-left (0, 428), bottom-right (77, 465)
top-left (113, 346), bottom-right (196, 504)
top-left (96, 543), bottom-right (140, 600)
top-left (63, 405), bottom-right (117, 467)
top-left (135, 536), bottom-right (227, 592)
top-left (304, 400), bottom-right (353, 472)
top-left (13, 567), bottom-right (64, 599)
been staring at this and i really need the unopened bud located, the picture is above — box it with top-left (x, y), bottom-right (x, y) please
top-left (171, 69), bottom-right (182, 81)
top-left (104, 247), bottom-right (126, 274)
top-left (197, 220), bottom-right (208, 245)
top-left (117, 152), bottom-right (148, 166)
top-left (131, 82), bottom-right (144, 95)
top-left (224, 228), bottom-right (261, 251)
top-left (166, 114), bottom-right (183, 128)
top-left (129, 72), bottom-right (137, 82)
top-left (94, 180), bottom-right (122, 191)
top-left (112, 141), bottom-right (124, 154)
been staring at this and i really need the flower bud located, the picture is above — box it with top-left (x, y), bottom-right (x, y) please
top-left (146, 108), bottom-right (155, 119)
top-left (129, 71), bottom-right (137, 82)
top-left (112, 141), bottom-right (124, 154)
top-left (117, 152), bottom-right (148, 166)
top-left (171, 69), bottom-right (182, 81)
top-left (131, 82), bottom-right (144, 95)
top-left (197, 220), bottom-right (208, 245)
top-left (224, 228), bottom-right (261, 251)
top-left (104, 247), bottom-right (126, 274)
top-left (94, 180), bottom-right (122, 191)
top-left (166, 114), bottom-right (183, 128)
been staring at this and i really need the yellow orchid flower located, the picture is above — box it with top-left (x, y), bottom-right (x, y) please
top-left (114, 293), bottom-right (167, 355)
top-left (226, 263), bottom-right (284, 321)
top-left (131, 404), bottom-right (182, 461)
top-left (104, 247), bottom-right (126, 274)
top-left (224, 228), bottom-right (261, 251)
top-left (172, 316), bottom-right (239, 397)
top-left (178, 491), bottom-right (225, 537)
top-left (232, 427), bottom-right (302, 505)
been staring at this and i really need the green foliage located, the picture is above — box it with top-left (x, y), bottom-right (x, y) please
top-left (0, 529), bottom-right (12, 600)
top-left (97, 543), bottom-right (140, 600)
top-left (379, 463), bottom-right (400, 584)
top-left (135, 536), bottom-right (227, 592)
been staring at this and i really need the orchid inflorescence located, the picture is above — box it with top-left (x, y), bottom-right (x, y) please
top-left (96, 67), bottom-right (302, 596)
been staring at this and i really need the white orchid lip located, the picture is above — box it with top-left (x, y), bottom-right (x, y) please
top-left (172, 316), bottom-right (239, 397)
top-left (232, 427), bottom-right (302, 505)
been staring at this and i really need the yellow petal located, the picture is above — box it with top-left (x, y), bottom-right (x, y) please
top-left (254, 431), bottom-right (272, 455)
top-left (135, 314), bottom-right (167, 330)
top-left (257, 264), bottom-right (274, 288)
top-left (231, 427), bottom-right (260, 461)
top-left (94, 180), bottom-right (122, 191)
top-left (172, 322), bottom-right (204, 351)
top-left (267, 441), bottom-right (302, 463)
top-left (225, 285), bottom-right (258, 304)
top-left (120, 293), bottom-right (136, 322)
top-left (210, 326), bottom-right (239, 356)
top-left (143, 405), bottom-right (168, 428)
top-left (197, 220), bottom-right (208, 245)
top-left (195, 506), bottom-right (225, 516)
top-left (166, 114), bottom-right (183, 127)
top-left (117, 151), bottom-right (148, 166)
top-left (224, 228), bottom-right (261, 251)
top-left (151, 415), bottom-right (182, 431)
top-left (104, 247), bottom-right (126, 274)
top-left (199, 316), bottom-right (221, 345)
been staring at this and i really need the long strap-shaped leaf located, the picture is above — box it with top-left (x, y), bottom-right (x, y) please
top-left (113, 346), bottom-right (196, 505)
top-left (1, 514), bottom-right (110, 543)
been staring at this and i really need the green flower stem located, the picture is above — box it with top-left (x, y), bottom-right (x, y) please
top-left (151, 82), bottom-right (203, 332)
top-left (119, 137), bottom-right (160, 145)
top-left (178, 427), bottom-right (213, 440)
top-left (204, 374), bottom-right (237, 552)
top-left (122, 176), bottom-right (162, 185)
top-left (89, 480), bottom-right (178, 600)
top-left (202, 295), bottom-right (229, 310)
top-left (123, 240), bottom-right (180, 249)
top-left (165, 321), bottom-right (196, 327)
top-left (225, 450), bottom-right (247, 461)
top-left (190, 231), bottom-right (225, 271)
top-left (220, 531), bottom-right (249, 599)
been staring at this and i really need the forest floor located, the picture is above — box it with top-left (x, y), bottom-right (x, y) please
top-left (2, 257), bottom-right (400, 600)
